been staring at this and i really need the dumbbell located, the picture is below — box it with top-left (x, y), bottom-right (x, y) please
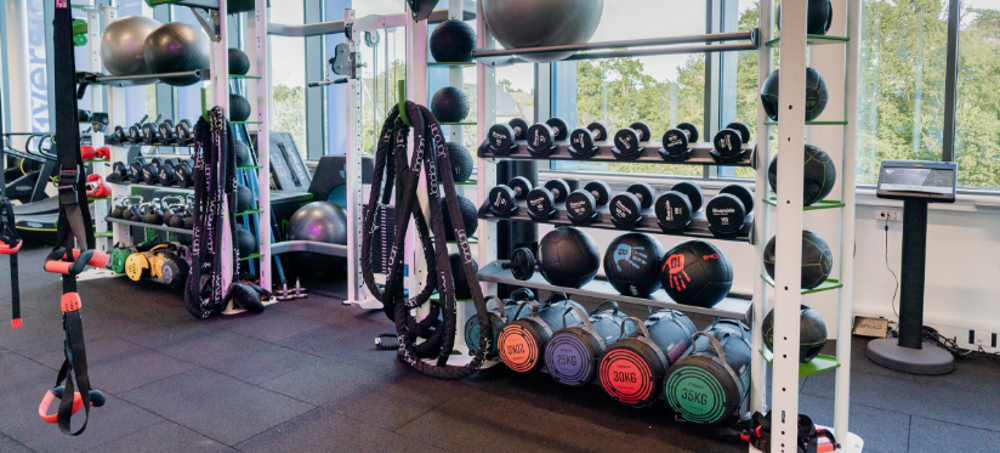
top-left (711, 122), bottom-right (752, 163)
top-left (127, 115), bottom-right (148, 144)
top-left (175, 120), bottom-right (193, 144)
top-left (174, 159), bottom-right (195, 188)
top-left (500, 247), bottom-right (538, 281)
top-left (568, 121), bottom-right (611, 160)
top-left (129, 156), bottom-right (147, 183)
top-left (610, 121), bottom-right (653, 161)
top-left (157, 119), bottom-right (176, 144)
top-left (655, 181), bottom-right (705, 232)
top-left (157, 160), bottom-right (179, 186)
top-left (140, 114), bottom-right (163, 144)
top-left (526, 117), bottom-right (570, 158)
top-left (705, 184), bottom-right (755, 238)
top-left (525, 178), bottom-right (577, 221)
top-left (608, 182), bottom-right (655, 230)
top-left (140, 157), bottom-right (164, 184)
top-left (486, 176), bottom-right (533, 217)
top-left (565, 180), bottom-right (612, 226)
top-left (109, 125), bottom-right (127, 145)
top-left (485, 118), bottom-right (531, 157)
top-left (658, 122), bottom-right (701, 161)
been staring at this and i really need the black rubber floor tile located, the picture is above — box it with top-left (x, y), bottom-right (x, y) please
top-left (849, 336), bottom-right (917, 381)
top-left (913, 357), bottom-right (1000, 396)
top-left (118, 368), bottom-right (314, 446)
top-left (458, 364), bottom-right (571, 412)
top-left (275, 323), bottom-right (401, 373)
top-left (113, 317), bottom-right (220, 352)
top-left (83, 421), bottom-right (236, 453)
top-left (158, 329), bottom-right (321, 384)
top-left (491, 405), bottom-right (634, 453)
top-left (34, 337), bottom-right (196, 394)
top-left (0, 433), bottom-right (33, 453)
top-left (211, 309), bottom-right (327, 343)
top-left (0, 312), bottom-right (110, 359)
top-left (548, 383), bottom-right (685, 437)
top-left (797, 393), bottom-right (910, 453)
top-left (236, 407), bottom-right (447, 453)
top-left (908, 416), bottom-right (1000, 453)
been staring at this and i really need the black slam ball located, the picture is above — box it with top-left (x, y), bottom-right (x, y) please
top-left (441, 142), bottom-right (474, 183)
top-left (230, 94), bottom-right (252, 122)
top-left (768, 144), bottom-right (837, 206)
top-left (235, 140), bottom-right (251, 166)
top-left (538, 227), bottom-right (601, 288)
top-left (236, 185), bottom-right (253, 212)
top-left (431, 87), bottom-right (470, 123)
top-left (603, 233), bottom-right (666, 297)
top-left (449, 253), bottom-right (479, 300)
top-left (760, 68), bottom-right (829, 121)
top-left (777, 0), bottom-right (834, 35)
top-left (235, 225), bottom-right (257, 257)
top-left (440, 195), bottom-right (478, 241)
top-left (763, 230), bottom-right (834, 290)
top-left (660, 240), bottom-right (734, 307)
top-left (228, 47), bottom-right (251, 75)
top-left (430, 19), bottom-right (476, 63)
top-left (762, 305), bottom-right (828, 363)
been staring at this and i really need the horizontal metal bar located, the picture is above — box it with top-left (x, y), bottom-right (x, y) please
top-left (267, 8), bottom-right (475, 37)
top-left (271, 241), bottom-right (348, 257)
top-left (106, 216), bottom-right (193, 235)
top-left (472, 30), bottom-right (755, 58)
top-left (562, 42), bottom-right (758, 61)
top-left (94, 70), bottom-right (203, 86)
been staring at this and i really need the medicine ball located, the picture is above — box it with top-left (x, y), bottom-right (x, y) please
top-left (763, 230), bottom-right (833, 290)
top-left (440, 195), bottom-right (478, 241)
top-left (665, 319), bottom-right (752, 426)
top-left (100, 16), bottom-right (163, 77)
top-left (287, 201), bottom-right (349, 275)
top-left (235, 225), bottom-right (257, 256)
top-left (431, 87), bottom-right (470, 123)
top-left (660, 240), bottom-right (733, 307)
top-left (449, 253), bottom-right (479, 300)
top-left (762, 305), bottom-right (828, 363)
top-left (429, 19), bottom-right (476, 63)
top-left (441, 142), bottom-right (474, 183)
top-left (603, 233), bottom-right (665, 297)
top-left (545, 301), bottom-right (633, 387)
top-left (230, 94), bottom-right (252, 122)
top-left (760, 68), bottom-right (828, 121)
top-left (777, 0), bottom-right (834, 35)
top-left (235, 140), bottom-right (251, 166)
top-left (537, 227), bottom-right (601, 288)
top-left (228, 47), bottom-right (251, 75)
top-left (143, 22), bottom-right (211, 86)
top-left (499, 296), bottom-right (586, 374)
top-left (236, 185), bottom-right (253, 213)
top-left (768, 144), bottom-right (837, 206)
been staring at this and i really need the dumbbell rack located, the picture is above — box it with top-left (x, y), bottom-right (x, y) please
top-left (476, 140), bottom-right (756, 166)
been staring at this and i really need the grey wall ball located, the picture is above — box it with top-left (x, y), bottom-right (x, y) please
top-left (144, 22), bottom-right (211, 86)
top-left (483, 0), bottom-right (604, 63)
top-left (100, 16), bottom-right (163, 77)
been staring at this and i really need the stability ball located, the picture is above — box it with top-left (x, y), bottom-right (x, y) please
top-left (287, 201), bottom-right (348, 275)
top-left (100, 16), bottom-right (163, 77)
top-left (144, 23), bottom-right (211, 86)
top-left (483, 0), bottom-right (604, 63)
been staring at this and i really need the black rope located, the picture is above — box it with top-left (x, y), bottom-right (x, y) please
top-left (884, 216), bottom-right (900, 319)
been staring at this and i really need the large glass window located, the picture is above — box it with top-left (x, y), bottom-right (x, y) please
top-left (270, 2), bottom-right (308, 153)
top-left (954, 0), bottom-right (1000, 189)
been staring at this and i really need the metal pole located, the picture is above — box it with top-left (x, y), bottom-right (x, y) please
top-left (255, 0), bottom-right (271, 291)
top-left (941, 0), bottom-right (960, 162)
top-left (6, 0), bottom-right (30, 145)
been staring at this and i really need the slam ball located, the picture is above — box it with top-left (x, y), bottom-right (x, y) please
top-left (483, 0), bottom-right (604, 63)
top-left (229, 48), bottom-right (251, 76)
top-left (538, 227), bottom-right (601, 288)
top-left (230, 94), bottom-right (252, 122)
top-left (235, 225), bottom-right (257, 257)
top-left (768, 144), bottom-right (837, 206)
top-left (440, 196), bottom-right (478, 241)
top-left (439, 142), bottom-right (474, 183)
top-left (603, 233), bottom-right (665, 297)
top-left (100, 16), bottom-right (163, 77)
top-left (760, 68), bottom-right (828, 121)
top-left (144, 23), bottom-right (211, 86)
top-left (777, 0), bottom-right (834, 35)
top-left (430, 19), bottom-right (476, 63)
top-left (236, 185), bottom-right (253, 212)
top-left (431, 87), bottom-right (470, 123)
top-left (762, 305), bottom-right (828, 363)
top-left (763, 230), bottom-right (833, 290)
top-left (660, 240), bottom-right (734, 307)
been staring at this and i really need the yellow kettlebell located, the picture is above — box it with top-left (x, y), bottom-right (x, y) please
top-left (124, 245), bottom-right (167, 281)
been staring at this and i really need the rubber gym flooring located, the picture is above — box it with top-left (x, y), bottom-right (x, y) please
top-left (1, 244), bottom-right (999, 453)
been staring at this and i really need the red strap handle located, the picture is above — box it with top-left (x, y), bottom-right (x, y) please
top-left (44, 249), bottom-right (110, 275)
top-left (0, 240), bottom-right (21, 255)
top-left (38, 386), bottom-right (105, 424)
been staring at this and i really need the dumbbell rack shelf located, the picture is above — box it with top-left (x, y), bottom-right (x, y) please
top-left (763, 120), bottom-right (847, 126)
top-left (476, 141), bottom-right (756, 166)
top-left (759, 274), bottom-right (843, 295)
top-left (104, 216), bottom-right (193, 236)
top-left (478, 200), bottom-right (753, 242)
top-left (758, 349), bottom-right (841, 378)
top-left (477, 260), bottom-right (753, 321)
top-left (109, 182), bottom-right (194, 192)
top-left (105, 139), bottom-right (196, 147)
top-left (761, 197), bottom-right (845, 210)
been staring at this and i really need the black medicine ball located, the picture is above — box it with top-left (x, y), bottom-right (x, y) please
top-left (441, 142), bottom-right (474, 183)
top-left (235, 140), bottom-right (251, 166)
top-left (429, 19), bottom-right (476, 63)
top-left (235, 225), bottom-right (257, 256)
top-left (230, 94), bottom-right (252, 122)
top-left (449, 253), bottom-right (479, 300)
top-left (660, 240), bottom-right (733, 307)
top-left (228, 47), bottom-right (251, 75)
top-left (603, 233), bottom-right (666, 297)
top-left (768, 144), bottom-right (837, 206)
top-left (760, 68), bottom-right (828, 121)
top-left (538, 227), bottom-right (601, 288)
top-left (431, 87), bottom-right (470, 123)
top-left (777, 0), bottom-right (834, 35)
top-left (440, 195), bottom-right (478, 241)
top-left (236, 184), bottom-right (253, 212)
top-left (763, 230), bottom-right (833, 290)
top-left (762, 305), bottom-right (828, 363)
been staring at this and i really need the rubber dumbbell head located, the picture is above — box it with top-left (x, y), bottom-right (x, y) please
top-left (565, 180), bottom-right (611, 226)
top-left (487, 123), bottom-right (519, 157)
top-left (157, 164), bottom-right (176, 186)
top-left (526, 187), bottom-right (557, 221)
top-left (141, 163), bottom-right (160, 184)
top-left (526, 123), bottom-right (557, 158)
top-left (706, 184), bottom-right (754, 238)
top-left (611, 122), bottom-right (651, 161)
top-left (726, 122), bottom-right (751, 144)
top-left (655, 181), bottom-right (705, 232)
top-left (508, 118), bottom-right (530, 141)
top-left (659, 122), bottom-right (701, 161)
top-left (626, 182), bottom-right (655, 210)
top-left (174, 162), bottom-right (193, 188)
top-left (487, 185), bottom-right (519, 218)
top-left (711, 122), bottom-right (752, 163)
top-left (508, 176), bottom-right (533, 200)
top-left (543, 179), bottom-right (572, 204)
top-left (545, 117), bottom-right (570, 142)
top-left (175, 120), bottom-right (193, 143)
top-left (569, 121), bottom-right (611, 160)
top-left (501, 247), bottom-right (536, 281)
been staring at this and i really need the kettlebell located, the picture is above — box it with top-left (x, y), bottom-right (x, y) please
top-left (167, 204), bottom-right (188, 229)
top-left (129, 202), bottom-right (145, 223)
top-left (183, 202), bottom-right (195, 230)
top-left (142, 199), bottom-right (164, 225)
top-left (160, 197), bottom-right (184, 226)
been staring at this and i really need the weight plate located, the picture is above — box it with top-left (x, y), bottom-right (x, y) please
top-left (613, 128), bottom-right (643, 157)
top-left (609, 192), bottom-right (642, 229)
top-left (719, 184), bottom-right (754, 213)
top-left (509, 247), bottom-right (536, 280)
top-left (713, 129), bottom-right (744, 158)
top-left (655, 191), bottom-right (694, 231)
top-left (725, 122), bottom-right (751, 143)
top-left (544, 179), bottom-right (571, 204)
top-left (671, 181), bottom-right (704, 212)
top-left (583, 180), bottom-right (612, 207)
top-left (676, 122), bottom-right (700, 143)
top-left (626, 182), bottom-right (656, 210)
top-left (508, 176), bottom-right (533, 200)
top-left (565, 190), bottom-right (597, 223)
top-left (488, 185), bottom-right (518, 217)
top-left (546, 117), bottom-right (570, 141)
top-left (526, 187), bottom-right (556, 220)
top-left (527, 124), bottom-right (556, 157)
top-left (706, 193), bottom-right (747, 234)
top-left (508, 118), bottom-right (529, 141)
top-left (661, 128), bottom-right (691, 158)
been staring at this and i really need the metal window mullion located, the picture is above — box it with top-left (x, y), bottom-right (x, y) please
top-left (304, 0), bottom-right (325, 158)
top-left (941, 0), bottom-right (960, 162)
top-left (477, 0), bottom-right (498, 307)
top-left (155, 6), bottom-right (175, 120)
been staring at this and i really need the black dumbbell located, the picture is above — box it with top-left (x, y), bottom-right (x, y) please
top-left (127, 115), bottom-right (148, 144)
top-left (655, 181), bottom-right (705, 232)
top-left (175, 120), bottom-right (193, 144)
top-left (611, 121), bottom-right (653, 161)
top-left (107, 161), bottom-right (130, 184)
top-left (711, 122), bottom-right (752, 163)
top-left (526, 117), bottom-right (570, 158)
top-left (129, 156), bottom-right (147, 183)
top-left (141, 114), bottom-right (163, 144)
top-left (157, 119), bottom-right (176, 145)
top-left (706, 184), bottom-right (755, 238)
top-left (608, 182), bottom-right (655, 230)
top-left (110, 125), bottom-right (127, 145)
top-left (141, 157), bottom-right (163, 184)
top-left (524, 178), bottom-right (576, 221)
top-left (486, 118), bottom-right (531, 157)
top-left (158, 163), bottom-right (177, 186)
top-left (568, 121), bottom-right (611, 160)
top-left (487, 176), bottom-right (535, 217)
top-left (500, 247), bottom-right (538, 281)
top-left (565, 180), bottom-right (612, 226)
top-left (174, 160), bottom-right (194, 188)
top-left (659, 122), bottom-right (701, 161)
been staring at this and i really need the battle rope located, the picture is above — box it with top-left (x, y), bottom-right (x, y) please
top-left (361, 102), bottom-right (491, 379)
top-left (184, 108), bottom-right (239, 319)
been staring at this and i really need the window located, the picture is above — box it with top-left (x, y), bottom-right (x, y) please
top-left (954, 1), bottom-right (1000, 189)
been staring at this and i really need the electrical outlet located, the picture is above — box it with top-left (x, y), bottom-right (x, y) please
top-left (878, 210), bottom-right (902, 221)
top-left (975, 331), bottom-right (992, 347)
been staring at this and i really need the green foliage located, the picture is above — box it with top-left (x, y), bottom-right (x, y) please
top-left (273, 85), bottom-right (306, 154)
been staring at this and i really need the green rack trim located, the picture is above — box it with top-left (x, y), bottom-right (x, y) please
top-left (440, 122), bottom-right (477, 126)
top-left (88, 196), bottom-right (112, 201)
top-left (236, 209), bottom-right (263, 216)
top-left (455, 180), bottom-right (477, 186)
top-left (428, 62), bottom-right (476, 67)
top-left (230, 74), bottom-right (262, 80)
top-left (760, 350), bottom-right (841, 378)
top-left (765, 35), bottom-right (850, 48)
top-left (760, 275), bottom-right (843, 295)
top-left (765, 120), bottom-right (848, 126)
top-left (239, 252), bottom-right (264, 262)
top-left (232, 121), bottom-right (263, 125)
top-left (762, 197), bottom-right (846, 210)
top-left (84, 158), bottom-right (109, 163)
top-left (95, 231), bottom-right (114, 238)
top-left (237, 165), bottom-right (263, 170)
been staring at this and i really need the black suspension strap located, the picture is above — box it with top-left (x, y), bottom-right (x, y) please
top-left (0, 74), bottom-right (23, 329)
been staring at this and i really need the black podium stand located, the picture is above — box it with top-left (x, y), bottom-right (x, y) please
top-left (867, 160), bottom-right (956, 375)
